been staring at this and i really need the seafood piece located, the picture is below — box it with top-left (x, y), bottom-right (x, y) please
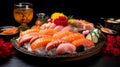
top-left (68, 19), bottom-right (84, 28)
top-left (83, 23), bottom-right (94, 30)
top-left (68, 19), bottom-right (94, 30)
top-left (30, 35), bottom-right (52, 44)
top-left (100, 27), bottom-right (117, 34)
top-left (53, 31), bottom-right (73, 40)
top-left (39, 29), bottom-right (57, 36)
top-left (54, 25), bottom-right (64, 32)
top-left (72, 38), bottom-right (95, 50)
top-left (49, 23), bottom-right (56, 29)
top-left (45, 39), bottom-right (69, 51)
top-left (18, 36), bottom-right (33, 46)
top-left (40, 22), bottom-right (51, 29)
top-left (0, 27), bottom-right (19, 35)
top-left (62, 33), bottom-right (85, 42)
top-left (56, 43), bottom-right (76, 55)
top-left (20, 29), bottom-right (40, 36)
top-left (17, 32), bottom-right (41, 46)
top-left (40, 23), bottom-right (56, 30)
top-left (30, 37), bottom-right (52, 51)
top-left (79, 19), bottom-right (94, 30)
top-left (61, 25), bottom-right (73, 32)
top-left (39, 23), bottom-right (46, 30)
top-left (31, 25), bottom-right (40, 29)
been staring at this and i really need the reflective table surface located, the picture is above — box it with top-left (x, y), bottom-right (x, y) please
top-left (0, 51), bottom-right (120, 67)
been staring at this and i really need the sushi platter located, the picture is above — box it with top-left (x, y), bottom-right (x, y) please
top-left (12, 33), bottom-right (105, 61)
top-left (11, 12), bottom-right (106, 61)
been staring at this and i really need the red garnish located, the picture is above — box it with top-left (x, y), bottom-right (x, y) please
top-left (0, 38), bottom-right (16, 59)
top-left (102, 35), bottom-right (120, 56)
top-left (111, 48), bottom-right (120, 56)
top-left (116, 36), bottom-right (120, 47)
top-left (53, 16), bottom-right (68, 26)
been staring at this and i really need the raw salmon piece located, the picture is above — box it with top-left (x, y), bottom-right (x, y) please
top-left (45, 39), bottom-right (69, 51)
top-left (20, 29), bottom-right (40, 36)
top-left (62, 33), bottom-right (85, 42)
top-left (53, 31), bottom-right (73, 40)
top-left (18, 32), bottom-right (41, 46)
top-left (30, 37), bottom-right (52, 51)
top-left (39, 29), bottom-right (57, 36)
top-left (30, 35), bottom-right (52, 44)
top-left (72, 38), bottom-right (95, 48)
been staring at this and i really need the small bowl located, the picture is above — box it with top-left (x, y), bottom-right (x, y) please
top-left (0, 26), bottom-right (19, 41)
top-left (104, 18), bottom-right (120, 34)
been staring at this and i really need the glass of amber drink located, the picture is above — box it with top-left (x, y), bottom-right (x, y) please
top-left (14, 2), bottom-right (33, 30)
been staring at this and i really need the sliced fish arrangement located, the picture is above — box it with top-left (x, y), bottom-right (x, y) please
top-left (16, 18), bottom-right (103, 56)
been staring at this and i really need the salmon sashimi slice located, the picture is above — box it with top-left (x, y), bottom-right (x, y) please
top-left (45, 39), bottom-right (69, 51)
top-left (62, 33), bottom-right (85, 42)
top-left (39, 29), bottom-right (57, 36)
top-left (72, 38), bottom-right (95, 49)
top-left (20, 29), bottom-right (40, 36)
top-left (30, 35), bottom-right (52, 44)
top-left (53, 31), bottom-right (73, 40)
top-left (30, 37), bottom-right (53, 51)
top-left (18, 36), bottom-right (33, 46)
top-left (17, 32), bottom-right (41, 46)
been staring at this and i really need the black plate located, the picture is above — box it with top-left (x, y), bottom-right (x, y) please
top-left (0, 26), bottom-right (19, 41)
top-left (12, 34), bottom-right (106, 61)
top-left (0, 26), bottom-right (19, 35)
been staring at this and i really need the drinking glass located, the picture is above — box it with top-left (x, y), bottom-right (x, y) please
top-left (13, 2), bottom-right (33, 31)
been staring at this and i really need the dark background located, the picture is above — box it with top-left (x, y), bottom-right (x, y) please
top-left (0, 0), bottom-right (120, 67)
top-left (0, 0), bottom-right (120, 26)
